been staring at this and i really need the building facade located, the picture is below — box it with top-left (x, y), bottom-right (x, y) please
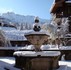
top-left (50, 0), bottom-right (71, 60)
top-left (50, 0), bottom-right (71, 46)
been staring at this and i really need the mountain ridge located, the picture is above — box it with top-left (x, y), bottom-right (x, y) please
top-left (1, 12), bottom-right (49, 24)
top-left (0, 12), bottom-right (50, 30)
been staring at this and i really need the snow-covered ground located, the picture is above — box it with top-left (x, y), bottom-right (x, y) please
top-left (0, 57), bottom-right (20, 70)
top-left (0, 57), bottom-right (71, 70)
top-left (58, 61), bottom-right (71, 70)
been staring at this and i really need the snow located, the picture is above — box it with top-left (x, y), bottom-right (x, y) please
top-left (0, 45), bottom-right (71, 51)
top-left (59, 46), bottom-right (71, 50)
top-left (65, 34), bottom-right (71, 37)
top-left (40, 45), bottom-right (59, 50)
top-left (2, 12), bottom-right (47, 24)
top-left (0, 46), bottom-right (27, 50)
top-left (0, 27), bottom-right (16, 31)
top-left (0, 57), bottom-right (71, 70)
top-left (13, 51), bottom-right (60, 56)
top-left (3, 30), bottom-right (33, 41)
top-left (0, 57), bottom-right (20, 70)
top-left (58, 61), bottom-right (71, 70)
top-left (40, 45), bottom-right (50, 50)
top-left (0, 26), bottom-right (37, 41)
top-left (65, 0), bottom-right (71, 3)
top-left (40, 45), bottom-right (71, 50)
top-left (4, 30), bottom-right (28, 41)
top-left (24, 30), bottom-right (50, 36)
top-left (0, 26), bottom-right (50, 41)
top-left (26, 45), bottom-right (35, 50)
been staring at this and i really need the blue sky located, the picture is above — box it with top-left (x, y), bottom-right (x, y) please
top-left (0, 0), bottom-right (53, 19)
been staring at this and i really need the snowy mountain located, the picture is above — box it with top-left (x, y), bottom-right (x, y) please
top-left (0, 12), bottom-right (50, 30)
top-left (1, 12), bottom-right (49, 24)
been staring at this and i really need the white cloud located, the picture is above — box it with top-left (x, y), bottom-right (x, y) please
top-left (0, 8), bottom-right (13, 14)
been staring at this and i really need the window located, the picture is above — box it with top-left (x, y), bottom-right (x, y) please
top-left (0, 23), bottom-right (2, 26)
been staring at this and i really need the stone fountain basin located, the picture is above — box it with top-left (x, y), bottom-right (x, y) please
top-left (25, 34), bottom-right (49, 45)
top-left (14, 51), bottom-right (60, 70)
top-left (24, 30), bottom-right (50, 50)
top-left (25, 30), bottom-right (50, 43)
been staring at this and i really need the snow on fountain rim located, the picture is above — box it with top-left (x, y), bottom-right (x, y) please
top-left (14, 51), bottom-right (60, 57)
top-left (13, 45), bottom-right (61, 57)
top-left (24, 30), bottom-right (50, 36)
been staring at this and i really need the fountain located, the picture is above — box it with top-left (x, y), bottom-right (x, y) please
top-left (14, 17), bottom-right (61, 70)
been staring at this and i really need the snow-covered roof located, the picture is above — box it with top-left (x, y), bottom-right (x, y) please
top-left (4, 30), bottom-right (27, 41)
top-left (0, 27), bottom-right (33, 41)
top-left (4, 32), bottom-right (27, 41)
